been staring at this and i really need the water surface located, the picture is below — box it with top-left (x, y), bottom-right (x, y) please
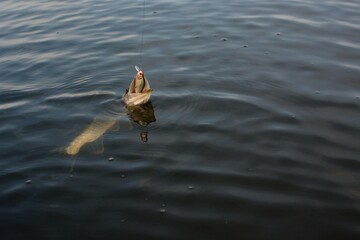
top-left (0, 0), bottom-right (359, 239)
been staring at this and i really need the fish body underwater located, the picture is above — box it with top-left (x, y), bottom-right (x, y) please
top-left (65, 67), bottom-right (154, 155)
top-left (65, 116), bottom-right (118, 155)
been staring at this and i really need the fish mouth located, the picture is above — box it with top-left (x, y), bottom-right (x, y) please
top-left (142, 88), bottom-right (153, 93)
top-left (123, 90), bottom-right (152, 107)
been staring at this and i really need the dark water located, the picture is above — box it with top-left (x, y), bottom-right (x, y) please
top-left (1, 0), bottom-right (360, 239)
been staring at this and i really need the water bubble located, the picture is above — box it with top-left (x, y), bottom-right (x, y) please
top-left (162, 204), bottom-right (166, 207)
top-left (108, 157), bottom-right (114, 161)
top-left (188, 186), bottom-right (194, 190)
top-left (153, 11), bottom-right (157, 14)
top-left (121, 174), bottom-right (126, 178)
top-left (26, 180), bottom-right (32, 184)
top-left (221, 38), bottom-right (228, 41)
top-left (159, 209), bottom-right (166, 214)
top-left (121, 219), bottom-right (126, 223)
top-left (243, 45), bottom-right (248, 48)
top-left (276, 32), bottom-right (281, 36)
top-left (315, 91), bottom-right (320, 94)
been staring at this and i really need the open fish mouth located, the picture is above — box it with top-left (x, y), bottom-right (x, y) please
top-left (123, 89), bottom-right (152, 106)
top-left (123, 65), bottom-right (153, 106)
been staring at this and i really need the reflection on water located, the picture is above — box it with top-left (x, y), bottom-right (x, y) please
top-left (126, 101), bottom-right (156, 142)
top-left (66, 101), bottom-right (156, 155)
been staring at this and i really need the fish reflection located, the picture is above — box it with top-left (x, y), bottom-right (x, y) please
top-left (65, 101), bottom-right (156, 155)
top-left (126, 101), bottom-right (156, 143)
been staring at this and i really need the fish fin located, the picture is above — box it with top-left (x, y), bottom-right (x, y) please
top-left (51, 146), bottom-right (67, 155)
top-left (69, 155), bottom-right (78, 173)
top-left (135, 65), bottom-right (140, 72)
top-left (86, 137), bottom-right (104, 154)
top-left (109, 120), bottom-right (120, 131)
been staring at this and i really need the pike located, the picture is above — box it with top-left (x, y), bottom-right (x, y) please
top-left (65, 116), bottom-right (118, 155)
top-left (65, 66), bottom-right (154, 156)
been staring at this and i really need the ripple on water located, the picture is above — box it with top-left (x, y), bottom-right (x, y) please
top-left (0, 0), bottom-right (360, 239)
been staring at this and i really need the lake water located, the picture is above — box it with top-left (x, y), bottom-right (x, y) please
top-left (0, 0), bottom-right (359, 239)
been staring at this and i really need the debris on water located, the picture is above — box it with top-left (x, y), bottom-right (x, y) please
top-left (56, 31), bottom-right (59, 34)
top-left (188, 186), bottom-right (194, 190)
top-left (159, 209), bottom-right (166, 214)
top-left (153, 11), bottom-right (157, 14)
top-left (221, 38), bottom-right (228, 41)
top-left (243, 45), bottom-right (248, 48)
top-left (213, 34), bottom-right (217, 37)
top-left (315, 91), bottom-right (320, 94)
top-left (26, 180), bottom-right (32, 184)
top-left (108, 157), bottom-right (114, 161)
top-left (195, 36), bottom-right (200, 39)
top-left (276, 32), bottom-right (281, 36)
top-left (264, 51), bottom-right (269, 55)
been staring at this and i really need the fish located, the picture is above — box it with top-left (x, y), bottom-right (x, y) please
top-left (65, 116), bottom-right (118, 155)
top-left (123, 65), bottom-right (153, 106)
top-left (65, 66), bottom-right (154, 155)
top-left (65, 100), bottom-right (156, 156)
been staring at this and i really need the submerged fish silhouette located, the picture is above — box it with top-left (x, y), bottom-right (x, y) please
top-left (65, 116), bottom-right (117, 155)
top-left (65, 101), bottom-right (156, 155)
top-left (123, 65), bottom-right (152, 106)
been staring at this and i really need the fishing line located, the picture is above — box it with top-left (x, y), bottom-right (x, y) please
top-left (139, 0), bottom-right (146, 68)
